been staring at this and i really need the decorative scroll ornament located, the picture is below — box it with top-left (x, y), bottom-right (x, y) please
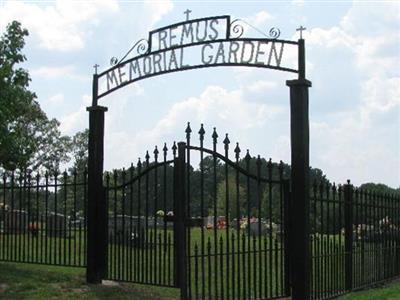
top-left (268, 27), bottom-right (281, 39)
top-left (230, 19), bottom-right (245, 38)
top-left (110, 38), bottom-right (150, 66)
top-left (110, 57), bottom-right (119, 66)
top-left (230, 18), bottom-right (281, 40)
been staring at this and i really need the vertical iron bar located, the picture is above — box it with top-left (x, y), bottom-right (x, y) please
top-left (344, 180), bottom-right (353, 291)
top-left (253, 235), bottom-right (257, 299)
top-left (326, 183), bottom-right (331, 296)
top-left (245, 151), bottom-right (251, 300)
top-left (168, 233), bottom-right (172, 285)
top-left (105, 173), bottom-right (110, 277)
top-left (145, 152), bottom-right (150, 283)
top-left (73, 170), bottom-right (77, 266)
top-left (44, 173), bottom-right (48, 264)
top-left (207, 237), bottom-right (212, 299)
top-left (154, 147), bottom-right (159, 284)
top-left (113, 172), bottom-right (119, 280)
top-left (138, 160), bottom-right (143, 283)
top-left (129, 165), bottom-right (134, 282)
top-left (186, 124), bottom-right (192, 299)
top-left (256, 156), bottom-right (262, 299)
top-left (163, 144), bottom-right (168, 285)
top-left (11, 172), bottom-right (15, 262)
top-left (279, 162), bottom-right (284, 297)
top-left (234, 143), bottom-right (241, 299)
top-left (219, 236), bottom-right (224, 300)
top-left (223, 134), bottom-right (230, 300)
top-left (212, 128), bottom-right (219, 298)
top-left (242, 233), bottom-right (246, 299)
top-left (56, 172), bottom-right (61, 265)
top-left (27, 172), bottom-right (31, 263)
top-left (231, 232), bottom-right (235, 299)
top-left (18, 173), bottom-right (22, 262)
top-left (122, 169), bottom-right (127, 281)
top-left (175, 142), bottom-right (187, 300)
top-left (195, 243), bottom-right (199, 300)
top-left (199, 124), bottom-right (205, 300)
top-left (63, 171), bottom-right (67, 266)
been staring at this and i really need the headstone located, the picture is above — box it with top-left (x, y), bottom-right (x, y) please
top-left (46, 212), bottom-right (67, 237)
top-left (4, 210), bottom-right (28, 234)
top-left (108, 215), bottom-right (145, 244)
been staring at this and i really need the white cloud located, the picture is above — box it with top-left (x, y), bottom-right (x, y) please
top-left (144, 0), bottom-right (174, 25)
top-left (310, 116), bottom-right (399, 187)
top-left (305, 1), bottom-right (399, 121)
top-left (291, 0), bottom-right (305, 7)
top-left (247, 80), bottom-right (277, 93)
top-left (103, 85), bottom-right (284, 169)
top-left (47, 93), bottom-right (64, 106)
top-left (31, 65), bottom-right (87, 81)
top-left (60, 81), bottom-right (143, 136)
top-left (0, 0), bottom-right (119, 51)
top-left (59, 95), bottom-right (91, 134)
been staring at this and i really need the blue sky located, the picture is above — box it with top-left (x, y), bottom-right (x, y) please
top-left (0, 0), bottom-right (399, 188)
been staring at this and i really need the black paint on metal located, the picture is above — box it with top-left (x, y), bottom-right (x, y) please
top-left (344, 181), bottom-right (354, 291)
top-left (286, 69), bottom-right (312, 299)
top-left (86, 74), bottom-right (108, 283)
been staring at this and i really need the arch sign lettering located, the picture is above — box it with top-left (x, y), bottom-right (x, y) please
top-left (93, 14), bottom-right (305, 102)
top-left (87, 12), bottom-right (311, 299)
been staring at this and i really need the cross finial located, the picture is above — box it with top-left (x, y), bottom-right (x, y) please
top-left (184, 9), bottom-right (192, 21)
top-left (93, 64), bottom-right (99, 74)
top-left (296, 25), bottom-right (306, 39)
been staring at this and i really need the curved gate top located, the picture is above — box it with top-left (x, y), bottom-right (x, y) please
top-left (92, 14), bottom-right (305, 102)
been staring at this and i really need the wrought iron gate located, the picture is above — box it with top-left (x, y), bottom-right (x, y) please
top-left (105, 124), bottom-right (291, 299)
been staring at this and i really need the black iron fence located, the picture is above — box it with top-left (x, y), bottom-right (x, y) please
top-left (0, 145), bottom-right (399, 299)
top-left (310, 181), bottom-right (400, 299)
top-left (0, 170), bottom-right (87, 267)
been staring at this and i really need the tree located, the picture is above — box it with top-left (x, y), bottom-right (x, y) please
top-left (69, 129), bottom-right (88, 172)
top-left (0, 21), bottom-right (70, 172)
top-left (216, 175), bottom-right (246, 220)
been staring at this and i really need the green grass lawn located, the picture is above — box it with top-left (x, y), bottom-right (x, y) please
top-left (0, 262), bottom-right (179, 300)
top-left (1, 261), bottom-right (400, 299)
top-left (338, 280), bottom-right (400, 300)
top-left (1, 230), bottom-right (400, 299)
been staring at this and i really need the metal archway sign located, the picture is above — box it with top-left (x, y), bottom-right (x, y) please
top-left (87, 13), bottom-right (311, 300)
top-left (92, 14), bottom-right (305, 103)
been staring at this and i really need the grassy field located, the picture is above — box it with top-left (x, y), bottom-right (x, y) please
top-left (0, 261), bottom-right (400, 300)
top-left (0, 262), bottom-right (179, 300)
top-left (0, 228), bottom-right (288, 299)
top-left (1, 229), bottom-right (400, 299)
top-left (338, 280), bottom-right (400, 300)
